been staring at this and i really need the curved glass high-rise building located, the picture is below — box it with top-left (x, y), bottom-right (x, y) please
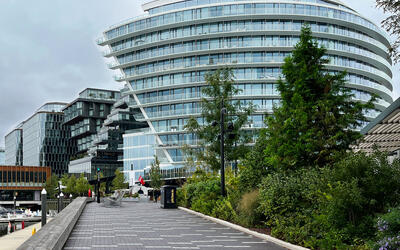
top-left (98, 0), bottom-right (393, 179)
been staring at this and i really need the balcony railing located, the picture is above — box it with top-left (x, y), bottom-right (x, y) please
top-left (96, 37), bottom-right (106, 45)
top-left (145, 108), bottom-right (201, 119)
top-left (157, 139), bottom-right (203, 147)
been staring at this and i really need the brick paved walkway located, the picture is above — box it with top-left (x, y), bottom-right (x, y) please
top-left (63, 200), bottom-right (286, 250)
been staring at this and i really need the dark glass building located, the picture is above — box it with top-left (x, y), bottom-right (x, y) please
top-left (63, 88), bottom-right (120, 157)
top-left (68, 86), bottom-right (148, 181)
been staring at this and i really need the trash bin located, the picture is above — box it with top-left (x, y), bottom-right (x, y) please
top-left (160, 185), bottom-right (177, 209)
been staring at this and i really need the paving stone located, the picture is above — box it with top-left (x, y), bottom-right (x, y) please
top-left (63, 200), bottom-right (286, 250)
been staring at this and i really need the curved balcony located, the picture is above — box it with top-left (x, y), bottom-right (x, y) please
top-left (101, 2), bottom-right (390, 47)
top-left (115, 58), bottom-right (391, 90)
top-left (106, 27), bottom-right (389, 62)
top-left (112, 46), bottom-right (391, 79)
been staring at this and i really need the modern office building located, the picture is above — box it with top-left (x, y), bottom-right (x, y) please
top-left (4, 102), bottom-right (74, 177)
top-left (68, 86), bottom-right (147, 181)
top-left (0, 148), bottom-right (4, 165)
top-left (63, 88), bottom-right (120, 158)
top-left (98, 0), bottom-right (394, 180)
top-left (4, 124), bottom-right (23, 166)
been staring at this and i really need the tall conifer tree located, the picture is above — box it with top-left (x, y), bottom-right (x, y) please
top-left (264, 26), bottom-right (374, 170)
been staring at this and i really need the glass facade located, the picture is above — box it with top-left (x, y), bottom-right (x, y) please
top-left (63, 88), bottom-right (119, 155)
top-left (68, 156), bottom-right (121, 181)
top-left (22, 103), bottom-right (73, 176)
top-left (99, 0), bottom-right (394, 174)
top-left (123, 129), bottom-right (156, 185)
top-left (5, 127), bottom-right (23, 166)
top-left (68, 86), bottom-right (148, 181)
top-left (0, 148), bottom-right (4, 165)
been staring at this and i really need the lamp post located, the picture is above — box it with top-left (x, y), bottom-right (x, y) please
top-left (41, 189), bottom-right (47, 226)
top-left (96, 168), bottom-right (100, 203)
top-left (212, 99), bottom-right (237, 197)
top-left (212, 100), bottom-right (227, 197)
top-left (220, 101), bottom-right (226, 197)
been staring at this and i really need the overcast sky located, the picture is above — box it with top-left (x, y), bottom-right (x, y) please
top-left (0, 0), bottom-right (396, 146)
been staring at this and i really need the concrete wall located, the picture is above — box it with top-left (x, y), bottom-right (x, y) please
top-left (17, 197), bottom-right (88, 250)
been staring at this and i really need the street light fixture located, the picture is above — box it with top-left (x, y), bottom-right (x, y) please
top-left (96, 168), bottom-right (101, 203)
top-left (212, 100), bottom-right (235, 197)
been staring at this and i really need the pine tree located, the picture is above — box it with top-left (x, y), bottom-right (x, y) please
top-left (264, 26), bottom-right (374, 170)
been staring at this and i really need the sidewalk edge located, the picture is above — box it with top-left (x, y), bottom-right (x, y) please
top-left (178, 206), bottom-right (309, 250)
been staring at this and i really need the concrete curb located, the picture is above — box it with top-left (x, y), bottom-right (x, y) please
top-left (178, 206), bottom-right (309, 250)
top-left (17, 197), bottom-right (89, 250)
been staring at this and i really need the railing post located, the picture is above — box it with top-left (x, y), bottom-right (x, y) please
top-left (41, 189), bottom-right (47, 227)
top-left (57, 195), bottom-right (60, 213)
top-left (60, 193), bottom-right (64, 211)
top-left (13, 191), bottom-right (17, 215)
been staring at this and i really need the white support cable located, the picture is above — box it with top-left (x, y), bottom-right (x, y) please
top-left (126, 82), bottom-right (174, 163)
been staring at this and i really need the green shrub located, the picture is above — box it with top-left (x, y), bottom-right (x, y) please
top-left (211, 198), bottom-right (238, 222)
top-left (238, 130), bottom-right (270, 192)
top-left (259, 168), bottom-right (322, 246)
top-left (316, 151), bottom-right (400, 246)
top-left (176, 188), bottom-right (186, 207)
top-left (374, 207), bottom-right (400, 249)
top-left (258, 151), bottom-right (400, 249)
top-left (237, 189), bottom-right (264, 227)
top-left (184, 178), bottom-right (221, 215)
top-left (225, 169), bottom-right (241, 212)
top-left (179, 171), bottom-right (242, 223)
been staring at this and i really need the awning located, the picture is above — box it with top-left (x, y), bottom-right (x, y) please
top-left (353, 98), bottom-right (400, 154)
